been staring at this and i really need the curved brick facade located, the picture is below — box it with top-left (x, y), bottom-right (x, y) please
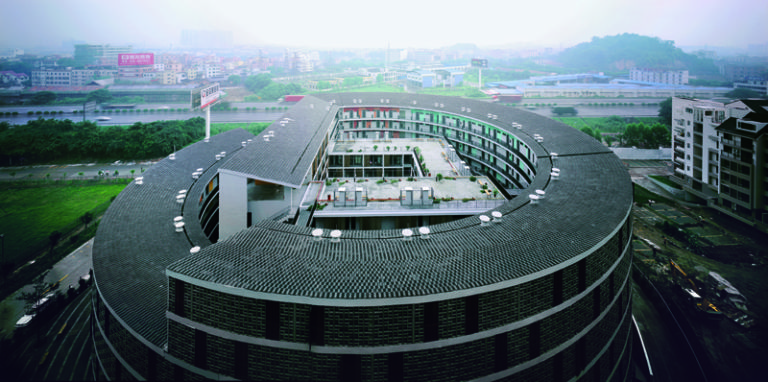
top-left (92, 93), bottom-right (633, 381)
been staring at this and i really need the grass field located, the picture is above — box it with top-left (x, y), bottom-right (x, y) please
top-left (0, 181), bottom-right (127, 267)
top-left (553, 116), bottom-right (660, 133)
top-left (210, 122), bottom-right (271, 136)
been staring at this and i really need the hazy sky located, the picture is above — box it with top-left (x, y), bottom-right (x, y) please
top-left (2, 0), bottom-right (765, 51)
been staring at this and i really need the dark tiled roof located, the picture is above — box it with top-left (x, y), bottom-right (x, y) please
top-left (95, 93), bottom-right (632, 346)
top-left (168, 93), bottom-right (631, 300)
top-left (219, 95), bottom-right (335, 187)
top-left (92, 129), bottom-right (253, 346)
top-left (716, 117), bottom-right (767, 138)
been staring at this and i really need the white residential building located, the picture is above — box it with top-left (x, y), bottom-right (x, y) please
top-left (671, 97), bottom-right (727, 199)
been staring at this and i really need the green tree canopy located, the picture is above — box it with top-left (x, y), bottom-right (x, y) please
top-left (228, 75), bottom-right (242, 86)
top-left (658, 97), bottom-right (672, 125)
top-left (244, 73), bottom-right (273, 93)
top-left (86, 89), bottom-right (113, 104)
top-left (30, 91), bottom-right (57, 105)
top-left (725, 88), bottom-right (767, 99)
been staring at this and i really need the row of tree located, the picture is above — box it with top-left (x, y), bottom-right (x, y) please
top-left (580, 121), bottom-right (670, 148)
top-left (0, 117), bottom-right (206, 165)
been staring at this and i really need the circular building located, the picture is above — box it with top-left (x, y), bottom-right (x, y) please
top-left (91, 93), bottom-right (633, 381)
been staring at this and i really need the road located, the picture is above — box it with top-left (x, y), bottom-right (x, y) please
top-left (2, 238), bottom-right (94, 332)
top-left (5, 288), bottom-right (94, 381)
top-left (0, 109), bottom-right (287, 126)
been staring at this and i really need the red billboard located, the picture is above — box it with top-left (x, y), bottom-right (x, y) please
top-left (118, 53), bottom-right (154, 66)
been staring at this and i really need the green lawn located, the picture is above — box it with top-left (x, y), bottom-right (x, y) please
top-left (210, 122), bottom-right (271, 136)
top-left (0, 182), bottom-right (127, 266)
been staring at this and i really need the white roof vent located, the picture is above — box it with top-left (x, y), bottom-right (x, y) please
top-left (174, 216), bottom-right (183, 224)
top-left (440, 103), bottom-right (444, 108)
top-left (220, 151), bottom-right (226, 157)
top-left (264, 135), bottom-right (270, 142)
top-left (479, 215), bottom-right (490, 226)
top-left (169, 153), bottom-right (176, 160)
top-left (418, 226), bottom-right (430, 239)
top-left (381, 98), bottom-right (384, 103)
top-left (353, 99), bottom-right (357, 104)
top-left (178, 189), bottom-right (187, 195)
top-left (487, 113), bottom-right (493, 118)
top-left (552, 167), bottom-right (560, 173)
top-left (192, 171), bottom-right (200, 179)
top-left (535, 189), bottom-right (546, 199)
top-left (310, 104), bottom-right (314, 109)
top-left (491, 211), bottom-right (502, 223)
top-left (312, 228), bottom-right (323, 242)
top-left (204, 137), bottom-right (209, 143)
top-left (247, 139), bottom-right (253, 143)
top-left (174, 221), bottom-right (185, 232)
top-left (176, 194), bottom-right (185, 203)
top-left (215, 154), bottom-right (222, 161)
top-left (196, 168), bottom-right (204, 172)
top-left (528, 194), bottom-right (540, 204)
top-left (435, 102), bottom-right (439, 107)
top-left (357, 99), bottom-right (362, 103)
top-left (189, 246), bottom-right (200, 254)
top-left (242, 141), bottom-right (247, 147)
top-left (467, 107), bottom-right (471, 113)
top-left (135, 176), bottom-right (143, 185)
top-left (386, 99), bottom-right (390, 103)
top-left (461, 106), bottom-right (466, 111)
top-left (268, 131), bottom-right (274, 137)
top-left (330, 229), bottom-right (342, 243)
top-left (402, 228), bottom-right (413, 241)
top-left (413, 100), bottom-right (417, 105)
top-left (551, 152), bottom-right (558, 161)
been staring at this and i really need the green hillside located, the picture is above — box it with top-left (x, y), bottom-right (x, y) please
top-left (556, 33), bottom-right (718, 75)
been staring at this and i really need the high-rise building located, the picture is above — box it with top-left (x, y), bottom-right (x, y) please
top-left (74, 44), bottom-right (132, 67)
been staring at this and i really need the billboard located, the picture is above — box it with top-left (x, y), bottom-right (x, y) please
top-left (471, 58), bottom-right (488, 68)
top-left (191, 83), bottom-right (221, 109)
top-left (118, 53), bottom-right (155, 66)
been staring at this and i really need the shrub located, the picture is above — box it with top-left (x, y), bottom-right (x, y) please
top-left (469, 176), bottom-right (477, 182)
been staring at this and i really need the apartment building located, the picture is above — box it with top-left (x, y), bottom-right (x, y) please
top-left (671, 97), bottom-right (768, 230)
top-left (713, 100), bottom-right (768, 227)
top-left (671, 97), bottom-right (726, 199)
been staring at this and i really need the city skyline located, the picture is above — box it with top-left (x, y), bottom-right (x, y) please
top-left (2, 0), bottom-right (766, 52)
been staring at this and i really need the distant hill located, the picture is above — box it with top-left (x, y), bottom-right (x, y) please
top-left (556, 33), bottom-right (719, 75)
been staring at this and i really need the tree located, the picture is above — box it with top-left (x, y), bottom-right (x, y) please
top-left (48, 231), bottom-right (62, 254)
top-left (228, 75), bottom-right (242, 86)
top-left (244, 73), bottom-right (272, 93)
top-left (30, 91), bottom-right (57, 105)
top-left (649, 123), bottom-right (671, 148)
top-left (87, 89), bottom-right (113, 104)
top-left (80, 212), bottom-right (94, 229)
top-left (658, 97), bottom-right (672, 125)
top-left (725, 88), bottom-right (767, 99)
